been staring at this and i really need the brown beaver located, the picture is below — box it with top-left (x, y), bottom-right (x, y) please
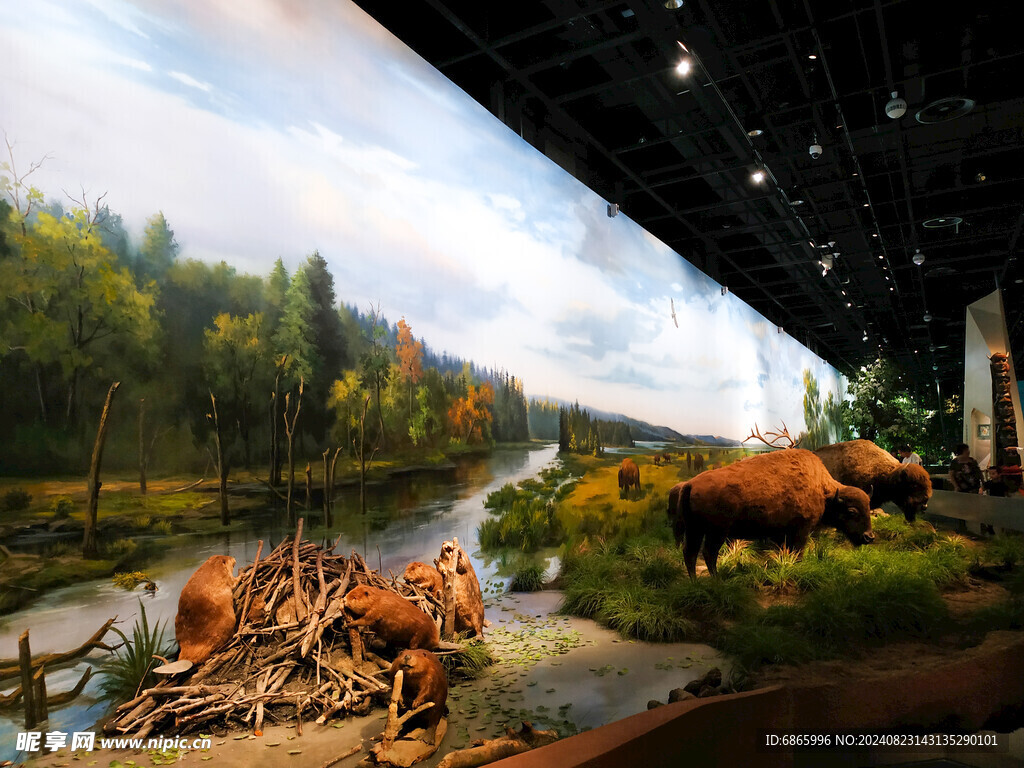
top-left (435, 540), bottom-right (485, 638)
top-left (344, 585), bottom-right (439, 650)
top-left (388, 648), bottom-right (448, 744)
top-left (402, 561), bottom-right (443, 601)
top-left (175, 554), bottom-right (237, 665)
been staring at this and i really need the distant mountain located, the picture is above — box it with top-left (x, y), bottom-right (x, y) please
top-left (530, 395), bottom-right (741, 446)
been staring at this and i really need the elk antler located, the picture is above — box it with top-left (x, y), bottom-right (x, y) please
top-left (743, 422), bottom-right (800, 449)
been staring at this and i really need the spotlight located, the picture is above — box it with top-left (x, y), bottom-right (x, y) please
top-left (846, 302), bottom-right (852, 308)
top-left (791, 198), bottom-right (805, 205)
top-left (721, 286), bottom-right (729, 296)
top-left (809, 136), bottom-right (822, 160)
top-left (663, 0), bottom-right (684, 8)
top-left (607, 203), bottom-right (619, 218)
top-left (751, 170), bottom-right (765, 183)
top-left (862, 332), bottom-right (869, 342)
top-left (923, 313), bottom-right (932, 322)
top-left (872, 233), bottom-right (879, 238)
top-left (747, 128), bottom-right (764, 137)
top-left (808, 53), bottom-right (818, 60)
top-left (975, 172), bottom-right (987, 183)
top-left (675, 59), bottom-right (691, 75)
top-left (885, 91), bottom-right (908, 119)
top-left (913, 248), bottom-right (925, 266)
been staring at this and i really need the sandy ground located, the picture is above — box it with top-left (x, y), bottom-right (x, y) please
top-left (24, 591), bottom-right (722, 768)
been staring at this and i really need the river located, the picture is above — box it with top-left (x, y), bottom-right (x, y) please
top-left (0, 443), bottom-right (561, 761)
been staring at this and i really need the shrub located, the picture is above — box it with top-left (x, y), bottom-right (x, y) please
top-left (439, 638), bottom-right (494, 679)
top-left (985, 534), bottom-right (1024, 568)
top-left (98, 600), bottom-right (174, 703)
top-left (509, 563), bottom-right (546, 592)
top-left (2, 488), bottom-right (32, 512)
top-left (105, 538), bottom-right (139, 559)
top-left (598, 586), bottom-right (696, 642)
top-left (49, 495), bottom-right (75, 519)
top-left (664, 576), bottom-right (753, 622)
top-left (150, 520), bottom-right (173, 535)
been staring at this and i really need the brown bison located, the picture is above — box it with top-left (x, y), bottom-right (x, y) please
top-left (618, 457), bottom-right (641, 496)
top-left (814, 439), bottom-right (932, 522)
top-left (667, 449), bottom-right (873, 578)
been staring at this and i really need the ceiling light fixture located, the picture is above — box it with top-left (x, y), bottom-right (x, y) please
top-left (751, 170), bottom-right (765, 183)
top-left (675, 59), bottom-right (691, 76)
top-left (808, 53), bottom-right (818, 60)
top-left (923, 312), bottom-right (933, 322)
top-left (791, 198), bottom-right (805, 205)
top-left (663, 0), bottom-right (684, 9)
top-left (885, 91), bottom-right (908, 119)
top-left (747, 128), bottom-right (764, 137)
top-left (913, 248), bottom-right (925, 266)
top-left (872, 233), bottom-right (879, 238)
top-left (975, 172), bottom-right (987, 183)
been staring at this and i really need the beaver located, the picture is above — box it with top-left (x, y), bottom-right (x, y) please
top-left (435, 540), bottom-right (485, 638)
top-left (344, 585), bottom-right (439, 650)
top-left (402, 561), bottom-right (444, 601)
top-left (388, 649), bottom-right (448, 744)
top-left (175, 554), bottom-right (237, 665)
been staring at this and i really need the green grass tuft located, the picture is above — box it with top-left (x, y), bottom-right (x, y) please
top-left (509, 563), bottom-right (546, 592)
top-left (98, 600), bottom-right (174, 703)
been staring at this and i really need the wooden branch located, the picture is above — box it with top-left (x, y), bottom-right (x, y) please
top-left (436, 722), bottom-right (559, 768)
top-left (0, 618), bottom-right (118, 683)
top-left (237, 540), bottom-right (265, 627)
top-left (321, 744), bottom-right (361, 768)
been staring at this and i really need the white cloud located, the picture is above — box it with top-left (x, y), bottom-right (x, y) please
top-left (168, 71), bottom-right (212, 92)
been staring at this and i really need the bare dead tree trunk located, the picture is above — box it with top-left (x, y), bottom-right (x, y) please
top-left (322, 447), bottom-right (342, 528)
top-left (283, 378), bottom-right (303, 526)
top-left (83, 381), bottom-right (119, 558)
top-left (357, 394), bottom-right (381, 515)
top-left (269, 357), bottom-right (286, 487)
top-left (138, 398), bottom-right (147, 495)
top-left (209, 392), bottom-right (230, 526)
top-left (304, 463), bottom-right (312, 511)
top-left (35, 366), bottom-right (47, 425)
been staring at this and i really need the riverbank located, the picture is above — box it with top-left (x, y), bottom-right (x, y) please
top-left (23, 591), bottom-right (723, 768)
top-left (0, 442), bottom-right (555, 615)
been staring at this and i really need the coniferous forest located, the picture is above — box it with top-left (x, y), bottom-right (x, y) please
top-left (0, 189), bottom-right (532, 477)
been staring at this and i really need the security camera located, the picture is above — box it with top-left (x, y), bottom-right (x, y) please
top-left (809, 142), bottom-right (822, 160)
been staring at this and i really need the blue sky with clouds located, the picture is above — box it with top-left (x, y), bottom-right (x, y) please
top-left (1, 0), bottom-right (845, 439)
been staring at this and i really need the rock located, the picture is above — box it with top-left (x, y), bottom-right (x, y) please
top-left (647, 700), bottom-right (663, 710)
top-left (668, 688), bottom-right (695, 703)
top-left (697, 685), bottom-right (720, 698)
top-left (684, 666), bottom-right (723, 695)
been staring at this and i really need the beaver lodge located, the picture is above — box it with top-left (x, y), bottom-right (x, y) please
top-left (106, 522), bottom-right (453, 741)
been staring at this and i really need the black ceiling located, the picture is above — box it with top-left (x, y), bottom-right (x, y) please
top-left (352, 0), bottom-right (1024, 393)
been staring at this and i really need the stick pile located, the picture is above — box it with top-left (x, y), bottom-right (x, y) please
top-left (105, 520), bottom-right (446, 739)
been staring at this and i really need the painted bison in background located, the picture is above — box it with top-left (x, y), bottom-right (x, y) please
top-left (814, 439), bottom-right (932, 522)
top-left (667, 449), bottom-right (874, 578)
top-left (618, 458), bottom-right (641, 496)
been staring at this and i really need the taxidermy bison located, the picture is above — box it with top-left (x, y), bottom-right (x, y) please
top-left (814, 439), bottom-right (932, 522)
top-left (667, 449), bottom-right (874, 578)
top-left (176, 554), bottom-right (238, 666)
top-left (618, 458), bottom-right (641, 496)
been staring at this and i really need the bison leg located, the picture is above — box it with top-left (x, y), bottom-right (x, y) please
top-left (683, 521), bottom-right (704, 579)
top-left (702, 531), bottom-right (726, 577)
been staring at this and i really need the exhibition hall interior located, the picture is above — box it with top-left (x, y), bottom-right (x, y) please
top-left (1, 0), bottom-right (1023, 767)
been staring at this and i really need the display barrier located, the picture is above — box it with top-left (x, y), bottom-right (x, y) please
top-left (491, 631), bottom-right (1024, 768)
top-left (924, 488), bottom-right (1024, 535)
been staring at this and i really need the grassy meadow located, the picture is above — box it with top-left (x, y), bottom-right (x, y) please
top-left (481, 446), bottom-right (1024, 677)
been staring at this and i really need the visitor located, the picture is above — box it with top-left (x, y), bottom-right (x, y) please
top-left (948, 443), bottom-right (983, 494)
top-left (898, 444), bottom-right (923, 465)
top-left (983, 467), bottom-right (1007, 497)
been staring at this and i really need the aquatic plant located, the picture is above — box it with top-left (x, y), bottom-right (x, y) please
top-left (150, 520), bottom-right (173, 535)
top-left (105, 538), bottom-right (139, 559)
top-left (98, 600), bottom-right (174, 703)
top-left (113, 571), bottom-right (153, 590)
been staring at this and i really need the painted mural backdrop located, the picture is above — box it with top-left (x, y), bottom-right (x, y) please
top-left (0, 0), bottom-right (844, 454)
